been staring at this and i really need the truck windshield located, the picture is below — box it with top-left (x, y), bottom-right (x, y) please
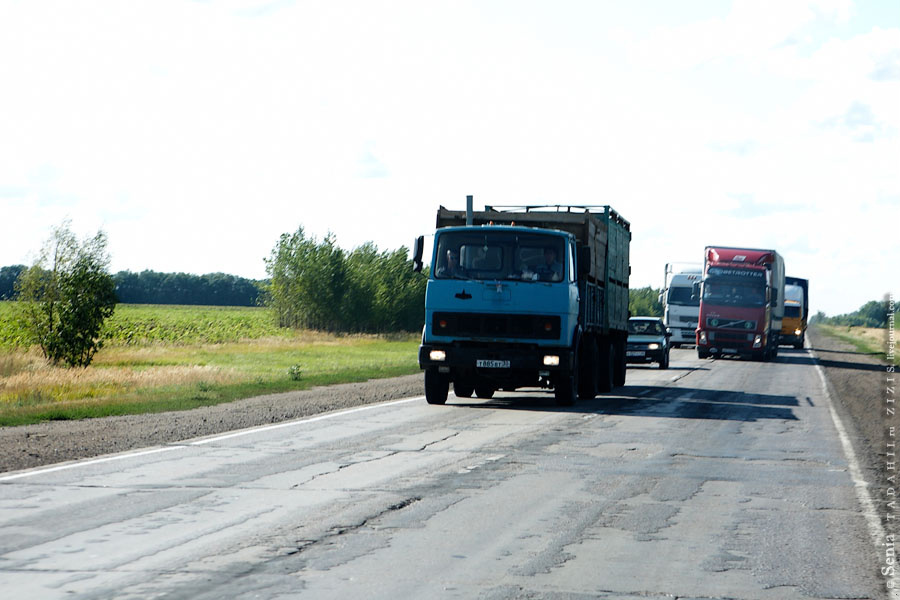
top-left (667, 287), bottom-right (699, 306)
top-left (434, 231), bottom-right (566, 282)
top-left (702, 281), bottom-right (767, 308)
top-left (628, 320), bottom-right (665, 335)
top-left (785, 305), bottom-right (801, 318)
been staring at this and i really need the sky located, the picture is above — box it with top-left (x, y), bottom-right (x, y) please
top-left (1, 0), bottom-right (898, 317)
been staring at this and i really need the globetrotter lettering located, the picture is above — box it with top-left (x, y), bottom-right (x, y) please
top-left (706, 267), bottom-right (765, 279)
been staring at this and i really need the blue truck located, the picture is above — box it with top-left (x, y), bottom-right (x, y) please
top-left (413, 201), bottom-right (631, 406)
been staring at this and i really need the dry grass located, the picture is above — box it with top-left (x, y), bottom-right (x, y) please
top-left (819, 325), bottom-right (898, 366)
top-left (0, 332), bottom-right (421, 425)
top-left (0, 358), bottom-right (238, 406)
top-left (0, 303), bottom-right (422, 425)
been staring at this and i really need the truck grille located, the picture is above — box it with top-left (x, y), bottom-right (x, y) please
top-left (706, 317), bottom-right (756, 330)
top-left (432, 312), bottom-right (560, 340)
top-left (710, 332), bottom-right (753, 342)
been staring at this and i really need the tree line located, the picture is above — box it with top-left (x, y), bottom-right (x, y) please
top-left (5, 221), bottom-right (429, 368)
top-left (629, 286), bottom-right (663, 317)
top-left (810, 297), bottom-right (897, 328)
top-left (265, 227), bottom-right (426, 332)
top-left (114, 270), bottom-right (262, 306)
top-left (1, 265), bottom-right (262, 306)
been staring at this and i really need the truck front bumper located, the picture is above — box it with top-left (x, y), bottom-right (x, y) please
top-left (696, 329), bottom-right (762, 357)
top-left (419, 342), bottom-right (574, 376)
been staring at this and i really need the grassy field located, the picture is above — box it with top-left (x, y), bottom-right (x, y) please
top-left (0, 303), bottom-right (421, 426)
top-left (816, 324), bottom-right (898, 366)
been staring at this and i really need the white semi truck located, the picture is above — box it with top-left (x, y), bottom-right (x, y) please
top-left (659, 263), bottom-right (701, 348)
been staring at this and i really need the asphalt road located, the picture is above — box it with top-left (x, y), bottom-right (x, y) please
top-left (0, 347), bottom-right (884, 599)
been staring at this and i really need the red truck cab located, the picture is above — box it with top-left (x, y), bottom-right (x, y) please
top-left (696, 246), bottom-right (785, 361)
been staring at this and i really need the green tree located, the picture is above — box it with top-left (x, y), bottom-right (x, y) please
top-left (629, 286), bottom-right (662, 317)
top-left (265, 227), bottom-right (347, 331)
top-left (824, 296), bottom-right (897, 328)
top-left (809, 310), bottom-right (827, 325)
top-left (265, 229), bottom-right (426, 333)
top-left (0, 264), bottom-right (25, 300)
top-left (16, 222), bottom-right (117, 367)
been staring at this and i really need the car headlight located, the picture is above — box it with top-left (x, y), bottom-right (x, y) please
top-left (429, 349), bottom-right (447, 361)
top-left (543, 355), bottom-right (560, 366)
top-left (647, 343), bottom-right (660, 350)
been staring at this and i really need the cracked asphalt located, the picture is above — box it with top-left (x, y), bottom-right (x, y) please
top-left (0, 344), bottom-right (885, 599)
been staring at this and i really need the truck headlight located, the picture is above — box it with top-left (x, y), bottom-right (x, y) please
top-left (794, 328), bottom-right (802, 336)
top-left (752, 335), bottom-right (763, 348)
top-left (543, 355), bottom-right (560, 366)
top-left (698, 331), bottom-right (707, 344)
top-left (647, 343), bottom-right (659, 350)
top-left (429, 350), bottom-right (447, 362)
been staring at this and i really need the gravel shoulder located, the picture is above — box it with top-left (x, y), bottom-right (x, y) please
top-left (806, 325), bottom-right (890, 504)
top-left (0, 326), bottom-right (890, 485)
top-left (0, 374), bottom-right (425, 474)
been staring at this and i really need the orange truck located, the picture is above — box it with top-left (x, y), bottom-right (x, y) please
top-left (781, 276), bottom-right (808, 349)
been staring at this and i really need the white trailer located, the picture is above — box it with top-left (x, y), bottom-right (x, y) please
top-left (660, 263), bottom-right (702, 347)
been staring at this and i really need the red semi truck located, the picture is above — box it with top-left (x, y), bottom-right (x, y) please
top-left (695, 246), bottom-right (785, 360)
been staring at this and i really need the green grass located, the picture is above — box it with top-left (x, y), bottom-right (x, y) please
top-left (816, 324), bottom-right (898, 366)
top-left (0, 302), bottom-right (422, 426)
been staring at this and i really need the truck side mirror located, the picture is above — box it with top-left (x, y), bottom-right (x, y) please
top-left (770, 287), bottom-right (778, 306)
top-left (412, 236), bottom-right (424, 272)
top-left (691, 281), bottom-right (700, 300)
top-left (578, 246), bottom-right (591, 275)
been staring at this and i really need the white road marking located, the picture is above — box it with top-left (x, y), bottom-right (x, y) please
top-left (809, 346), bottom-right (887, 570)
top-left (0, 396), bottom-right (426, 483)
top-left (0, 446), bottom-right (182, 482)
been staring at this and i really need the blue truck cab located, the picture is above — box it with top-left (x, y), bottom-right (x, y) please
top-left (414, 203), bottom-right (631, 406)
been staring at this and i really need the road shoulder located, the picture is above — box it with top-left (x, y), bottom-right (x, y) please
top-left (807, 325), bottom-right (887, 512)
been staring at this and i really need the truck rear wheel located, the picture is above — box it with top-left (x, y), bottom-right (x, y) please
top-left (597, 342), bottom-right (614, 393)
top-left (613, 338), bottom-right (626, 387)
top-left (425, 369), bottom-right (449, 405)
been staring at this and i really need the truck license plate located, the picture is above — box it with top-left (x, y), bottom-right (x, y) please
top-left (477, 359), bottom-right (510, 368)
top-left (626, 351), bottom-right (644, 357)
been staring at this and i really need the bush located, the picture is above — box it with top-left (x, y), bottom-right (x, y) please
top-left (16, 222), bottom-right (117, 367)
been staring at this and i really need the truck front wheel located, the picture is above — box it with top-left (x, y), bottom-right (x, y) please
top-left (425, 369), bottom-right (449, 405)
top-left (578, 339), bottom-right (598, 401)
top-left (454, 381), bottom-right (474, 398)
top-left (475, 384), bottom-right (495, 399)
top-left (555, 368), bottom-right (577, 406)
